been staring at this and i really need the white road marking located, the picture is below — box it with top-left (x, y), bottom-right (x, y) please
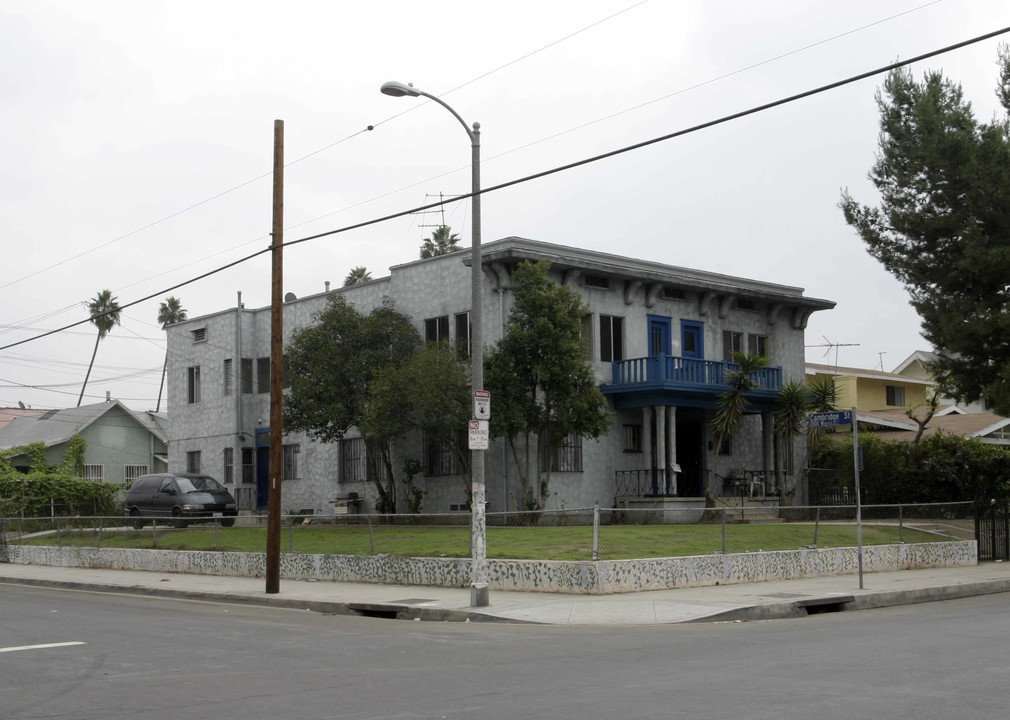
top-left (0, 642), bottom-right (86, 654)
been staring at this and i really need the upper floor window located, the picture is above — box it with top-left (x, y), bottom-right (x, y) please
top-left (723, 331), bottom-right (743, 362)
top-left (660, 287), bottom-right (686, 301)
top-left (583, 275), bottom-right (610, 290)
top-left (425, 315), bottom-right (450, 343)
top-left (257, 357), bottom-right (271, 394)
top-left (191, 328), bottom-right (207, 343)
top-left (886, 385), bottom-right (906, 407)
top-left (187, 366), bottom-right (201, 404)
top-left (736, 299), bottom-right (758, 312)
top-left (455, 312), bottom-right (471, 359)
top-left (748, 334), bottom-right (768, 359)
top-left (600, 315), bottom-right (624, 362)
top-left (241, 358), bottom-right (254, 394)
top-left (223, 358), bottom-right (234, 396)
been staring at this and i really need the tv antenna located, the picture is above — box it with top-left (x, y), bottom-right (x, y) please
top-left (413, 192), bottom-right (466, 236)
top-left (805, 336), bottom-right (860, 370)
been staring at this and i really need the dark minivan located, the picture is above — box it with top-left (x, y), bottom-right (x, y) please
top-left (124, 473), bottom-right (237, 528)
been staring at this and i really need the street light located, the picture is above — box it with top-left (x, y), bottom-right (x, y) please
top-left (381, 80), bottom-right (488, 608)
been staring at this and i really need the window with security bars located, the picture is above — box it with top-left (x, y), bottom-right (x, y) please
top-left (257, 357), bottom-right (271, 394)
top-left (82, 464), bottom-right (104, 482)
top-left (283, 444), bottom-right (300, 480)
top-left (241, 448), bottom-right (254, 483)
top-left (223, 448), bottom-right (234, 484)
top-left (540, 434), bottom-right (583, 472)
top-left (124, 465), bottom-right (147, 484)
top-left (339, 438), bottom-right (368, 483)
top-left (424, 431), bottom-right (466, 476)
top-left (223, 358), bottom-right (234, 396)
top-left (186, 451), bottom-right (201, 473)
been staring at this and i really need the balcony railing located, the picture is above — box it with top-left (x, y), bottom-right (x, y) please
top-left (609, 355), bottom-right (782, 392)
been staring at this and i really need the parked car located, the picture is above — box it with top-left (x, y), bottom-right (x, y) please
top-left (124, 473), bottom-right (237, 528)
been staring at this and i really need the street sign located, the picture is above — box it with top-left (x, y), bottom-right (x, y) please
top-left (807, 410), bottom-right (853, 427)
top-left (468, 419), bottom-right (489, 450)
top-left (474, 390), bottom-right (490, 420)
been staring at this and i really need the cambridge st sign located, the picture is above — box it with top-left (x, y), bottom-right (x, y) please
top-left (807, 410), bottom-right (853, 427)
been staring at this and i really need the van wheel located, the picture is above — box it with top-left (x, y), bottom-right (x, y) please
top-left (171, 508), bottom-right (189, 529)
top-left (130, 508), bottom-right (145, 529)
top-left (220, 518), bottom-right (235, 528)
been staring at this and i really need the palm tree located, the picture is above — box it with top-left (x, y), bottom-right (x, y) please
top-left (155, 296), bottom-right (187, 412)
top-left (806, 375), bottom-right (839, 452)
top-left (711, 351), bottom-right (768, 455)
top-left (773, 379), bottom-right (810, 501)
top-left (78, 289), bottom-right (121, 407)
top-left (344, 266), bottom-right (372, 287)
top-left (419, 225), bottom-right (461, 259)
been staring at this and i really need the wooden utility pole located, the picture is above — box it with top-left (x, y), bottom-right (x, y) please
top-left (265, 119), bottom-right (284, 594)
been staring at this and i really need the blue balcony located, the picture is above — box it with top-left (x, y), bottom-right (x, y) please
top-left (602, 355), bottom-right (783, 410)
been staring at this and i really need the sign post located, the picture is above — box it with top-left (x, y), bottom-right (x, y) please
top-left (808, 407), bottom-right (864, 589)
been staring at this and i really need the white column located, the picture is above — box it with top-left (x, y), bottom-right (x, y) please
top-left (666, 406), bottom-right (677, 495)
top-left (641, 406), bottom-right (653, 494)
top-left (655, 406), bottom-right (666, 495)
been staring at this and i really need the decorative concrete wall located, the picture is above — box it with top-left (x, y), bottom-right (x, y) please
top-left (6, 540), bottom-right (976, 595)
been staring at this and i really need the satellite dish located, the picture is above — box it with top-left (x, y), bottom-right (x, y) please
top-left (284, 292), bottom-right (297, 302)
top-left (18, 401), bottom-right (26, 409)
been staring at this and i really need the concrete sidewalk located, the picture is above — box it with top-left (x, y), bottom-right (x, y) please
top-left (3, 561), bottom-right (1010, 625)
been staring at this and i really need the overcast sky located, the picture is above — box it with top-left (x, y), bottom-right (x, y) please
top-left (2, 0), bottom-right (1009, 412)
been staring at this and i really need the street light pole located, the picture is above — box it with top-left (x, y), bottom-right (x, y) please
top-left (380, 81), bottom-right (488, 607)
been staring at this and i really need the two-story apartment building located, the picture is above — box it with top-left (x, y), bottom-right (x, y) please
top-left (166, 237), bottom-right (834, 515)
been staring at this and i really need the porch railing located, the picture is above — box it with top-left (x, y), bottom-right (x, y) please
top-left (615, 469), bottom-right (677, 497)
top-left (610, 355), bottom-right (782, 391)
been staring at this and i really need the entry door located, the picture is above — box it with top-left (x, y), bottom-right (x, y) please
top-left (647, 315), bottom-right (671, 356)
top-left (680, 320), bottom-right (704, 360)
top-left (647, 316), bottom-right (672, 381)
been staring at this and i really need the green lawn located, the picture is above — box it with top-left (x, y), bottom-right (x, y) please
top-left (22, 521), bottom-right (954, 561)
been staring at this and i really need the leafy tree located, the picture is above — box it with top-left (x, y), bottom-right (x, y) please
top-left (155, 296), bottom-right (187, 412)
top-left (78, 289), bottom-right (121, 407)
top-left (361, 342), bottom-right (472, 509)
top-left (484, 260), bottom-right (610, 511)
top-left (420, 225), bottom-right (461, 259)
top-left (283, 295), bottom-right (420, 512)
top-left (841, 47), bottom-right (1010, 413)
top-left (344, 266), bottom-right (372, 287)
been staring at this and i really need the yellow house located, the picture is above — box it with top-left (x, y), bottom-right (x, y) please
top-left (805, 363), bottom-right (931, 411)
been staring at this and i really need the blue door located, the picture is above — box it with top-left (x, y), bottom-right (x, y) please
top-left (647, 315), bottom-right (671, 356)
top-left (681, 320), bottom-right (704, 360)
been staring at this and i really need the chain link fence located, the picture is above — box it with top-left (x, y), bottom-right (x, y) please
top-left (1, 501), bottom-right (975, 562)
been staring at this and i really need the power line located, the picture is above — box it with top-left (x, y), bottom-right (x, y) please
top-left (2, 25), bottom-right (1008, 356)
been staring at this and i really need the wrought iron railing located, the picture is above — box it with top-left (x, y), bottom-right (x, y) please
top-left (615, 469), bottom-right (678, 497)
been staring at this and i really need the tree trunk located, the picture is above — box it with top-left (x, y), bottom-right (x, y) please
top-left (156, 352), bottom-right (168, 412)
top-left (78, 333), bottom-right (101, 407)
